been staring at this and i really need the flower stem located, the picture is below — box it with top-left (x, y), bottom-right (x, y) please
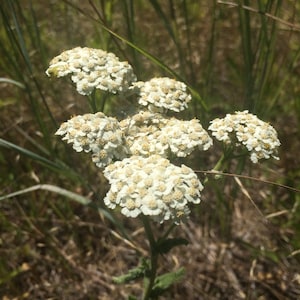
top-left (161, 222), bottom-right (176, 241)
top-left (88, 90), bottom-right (97, 113)
top-left (212, 152), bottom-right (226, 172)
top-left (141, 215), bottom-right (158, 300)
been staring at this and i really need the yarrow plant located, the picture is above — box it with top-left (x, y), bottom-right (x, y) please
top-left (47, 46), bottom-right (281, 299)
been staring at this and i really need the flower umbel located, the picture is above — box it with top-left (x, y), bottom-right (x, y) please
top-left (133, 77), bottom-right (192, 112)
top-left (163, 118), bottom-right (213, 156)
top-left (103, 155), bottom-right (203, 223)
top-left (46, 47), bottom-right (137, 95)
top-left (55, 112), bottom-right (128, 168)
top-left (208, 110), bottom-right (280, 163)
top-left (120, 111), bottom-right (212, 158)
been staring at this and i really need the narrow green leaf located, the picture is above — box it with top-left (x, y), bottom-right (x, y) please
top-left (149, 0), bottom-right (176, 42)
top-left (0, 138), bottom-right (62, 171)
top-left (0, 77), bottom-right (25, 89)
top-left (7, 0), bottom-right (33, 73)
top-left (0, 184), bottom-right (91, 205)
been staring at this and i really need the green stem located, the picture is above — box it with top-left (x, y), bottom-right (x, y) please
top-left (88, 90), bottom-right (97, 113)
top-left (140, 217), bottom-right (177, 299)
top-left (203, 146), bottom-right (234, 184)
top-left (212, 153), bottom-right (226, 173)
top-left (204, 152), bottom-right (226, 184)
top-left (161, 222), bottom-right (176, 241)
top-left (213, 145), bottom-right (235, 171)
top-left (141, 215), bottom-right (158, 300)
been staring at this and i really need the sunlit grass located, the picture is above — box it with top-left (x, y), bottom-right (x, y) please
top-left (1, 0), bottom-right (300, 298)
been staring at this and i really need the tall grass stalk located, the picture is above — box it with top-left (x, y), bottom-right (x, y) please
top-left (0, 0), bottom-right (56, 151)
top-left (236, 0), bottom-right (293, 114)
top-left (0, 0), bottom-right (127, 239)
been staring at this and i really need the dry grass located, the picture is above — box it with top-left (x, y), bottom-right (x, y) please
top-left (1, 186), bottom-right (300, 299)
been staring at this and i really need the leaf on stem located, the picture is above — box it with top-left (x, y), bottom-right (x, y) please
top-left (112, 259), bottom-right (149, 284)
top-left (150, 267), bottom-right (185, 298)
top-left (156, 237), bottom-right (189, 254)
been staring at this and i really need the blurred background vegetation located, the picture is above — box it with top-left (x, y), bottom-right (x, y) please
top-left (1, 0), bottom-right (300, 299)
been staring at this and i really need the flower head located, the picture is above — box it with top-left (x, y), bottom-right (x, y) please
top-left (103, 155), bottom-right (203, 223)
top-left (55, 112), bottom-right (128, 168)
top-left (208, 110), bottom-right (280, 163)
top-left (162, 118), bottom-right (213, 156)
top-left (120, 112), bottom-right (212, 158)
top-left (133, 77), bottom-right (192, 112)
top-left (46, 47), bottom-right (137, 95)
top-left (120, 111), bottom-right (169, 157)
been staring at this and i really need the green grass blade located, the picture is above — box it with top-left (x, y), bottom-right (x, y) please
top-left (148, 0), bottom-right (186, 77)
top-left (0, 184), bottom-right (91, 205)
top-left (1, 0), bottom-right (57, 148)
top-left (0, 183), bottom-right (130, 240)
top-left (0, 137), bottom-right (92, 185)
top-left (96, 17), bottom-right (207, 111)
top-left (238, 0), bottom-right (255, 109)
top-left (121, 0), bottom-right (141, 75)
top-left (6, 0), bottom-right (33, 73)
top-left (149, 0), bottom-right (176, 42)
top-left (202, 0), bottom-right (218, 99)
top-left (62, 0), bottom-right (207, 110)
top-left (0, 77), bottom-right (25, 89)
top-left (252, 0), bottom-right (281, 113)
top-left (0, 138), bottom-right (63, 172)
top-left (0, 3), bottom-right (24, 79)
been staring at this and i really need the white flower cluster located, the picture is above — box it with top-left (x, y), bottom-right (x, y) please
top-left (103, 155), bottom-right (203, 223)
top-left (46, 47), bottom-right (137, 95)
top-left (208, 110), bottom-right (280, 163)
top-left (120, 112), bottom-right (212, 157)
top-left (133, 77), bottom-right (192, 112)
top-left (55, 112), bottom-right (128, 168)
top-left (120, 111), bottom-right (169, 156)
top-left (48, 47), bottom-right (210, 223)
top-left (163, 118), bottom-right (213, 156)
